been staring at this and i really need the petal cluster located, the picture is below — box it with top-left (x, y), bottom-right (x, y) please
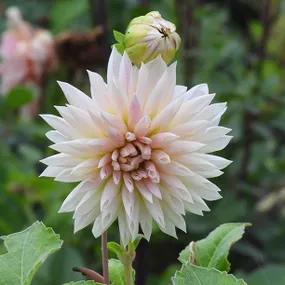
top-left (41, 48), bottom-right (232, 246)
top-left (0, 7), bottom-right (56, 94)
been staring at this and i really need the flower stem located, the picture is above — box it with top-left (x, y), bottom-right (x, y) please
top-left (101, 231), bottom-right (109, 285)
top-left (72, 267), bottom-right (105, 283)
top-left (123, 244), bottom-right (136, 285)
top-left (124, 259), bottom-right (134, 285)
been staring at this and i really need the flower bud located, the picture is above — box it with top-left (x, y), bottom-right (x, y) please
top-left (124, 11), bottom-right (181, 65)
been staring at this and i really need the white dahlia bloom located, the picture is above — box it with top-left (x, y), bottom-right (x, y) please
top-left (40, 48), bottom-right (232, 246)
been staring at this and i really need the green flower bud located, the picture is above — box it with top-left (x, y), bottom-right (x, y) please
top-left (123, 11), bottom-right (181, 65)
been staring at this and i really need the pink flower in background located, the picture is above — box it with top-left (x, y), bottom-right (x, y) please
top-left (41, 48), bottom-right (232, 246)
top-left (0, 7), bottom-right (56, 94)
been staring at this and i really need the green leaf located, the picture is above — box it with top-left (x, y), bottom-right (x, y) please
top-left (0, 221), bottom-right (62, 285)
top-left (113, 30), bottom-right (126, 55)
top-left (113, 30), bottom-right (125, 44)
top-left (131, 234), bottom-right (143, 250)
top-left (244, 264), bottom-right (285, 285)
top-left (63, 281), bottom-right (101, 285)
top-left (179, 241), bottom-right (196, 265)
top-left (172, 264), bottom-right (247, 285)
top-left (113, 43), bottom-right (125, 55)
top-left (109, 259), bottom-right (125, 285)
top-left (5, 86), bottom-right (35, 109)
top-left (108, 242), bottom-right (124, 260)
top-left (179, 223), bottom-right (251, 272)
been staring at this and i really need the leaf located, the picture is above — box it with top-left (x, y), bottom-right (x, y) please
top-left (131, 234), bottom-right (143, 250)
top-left (113, 43), bottom-right (125, 55)
top-left (113, 30), bottom-right (125, 44)
top-left (179, 223), bottom-right (251, 272)
top-left (5, 86), bottom-right (35, 109)
top-left (244, 264), bottom-right (285, 285)
top-left (179, 241), bottom-right (196, 265)
top-left (108, 242), bottom-right (124, 260)
top-left (63, 281), bottom-right (101, 285)
top-left (172, 264), bottom-right (247, 285)
top-left (109, 259), bottom-right (125, 285)
top-left (113, 30), bottom-right (126, 55)
top-left (0, 221), bottom-right (62, 285)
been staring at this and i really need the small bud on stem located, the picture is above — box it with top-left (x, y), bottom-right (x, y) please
top-left (114, 11), bottom-right (181, 65)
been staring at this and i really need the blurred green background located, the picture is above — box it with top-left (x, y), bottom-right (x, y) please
top-left (1, 0), bottom-right (285, 284)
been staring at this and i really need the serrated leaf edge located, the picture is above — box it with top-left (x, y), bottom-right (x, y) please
top-left (0, 221), bottom-right (63, 285)
top-left (172, 263), bottom-right (248, 285)
top-left (1, 221), bottom-right (62, 244)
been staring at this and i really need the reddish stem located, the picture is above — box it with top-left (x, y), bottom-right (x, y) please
top-left (102, 231), bottom-right (110, 285)
top-left (73, 267), bottom-right (105, 283)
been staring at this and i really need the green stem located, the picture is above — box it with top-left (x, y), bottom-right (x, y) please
top-left (123, 244), bottom-right (136, 285)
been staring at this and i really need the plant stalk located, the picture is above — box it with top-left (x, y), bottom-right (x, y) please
top-left (123, 244), bottom-right (136, 285)
top-left (101, 231), bottom-right (110, 285)
top-left (124, 258), bottom-right (134, 285)
top-left (73, 267), bottom-right (105, 283)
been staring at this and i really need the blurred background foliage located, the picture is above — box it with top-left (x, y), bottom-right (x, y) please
top-left (0, 0), bottom-right (285, 284)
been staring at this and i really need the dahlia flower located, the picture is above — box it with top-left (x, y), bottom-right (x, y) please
top-left (41, 48), bottom-right (232, 246)
top-left (0, 7), bottom-right (56, 94)
top-left (124, 11), bottom-right (181, 65)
